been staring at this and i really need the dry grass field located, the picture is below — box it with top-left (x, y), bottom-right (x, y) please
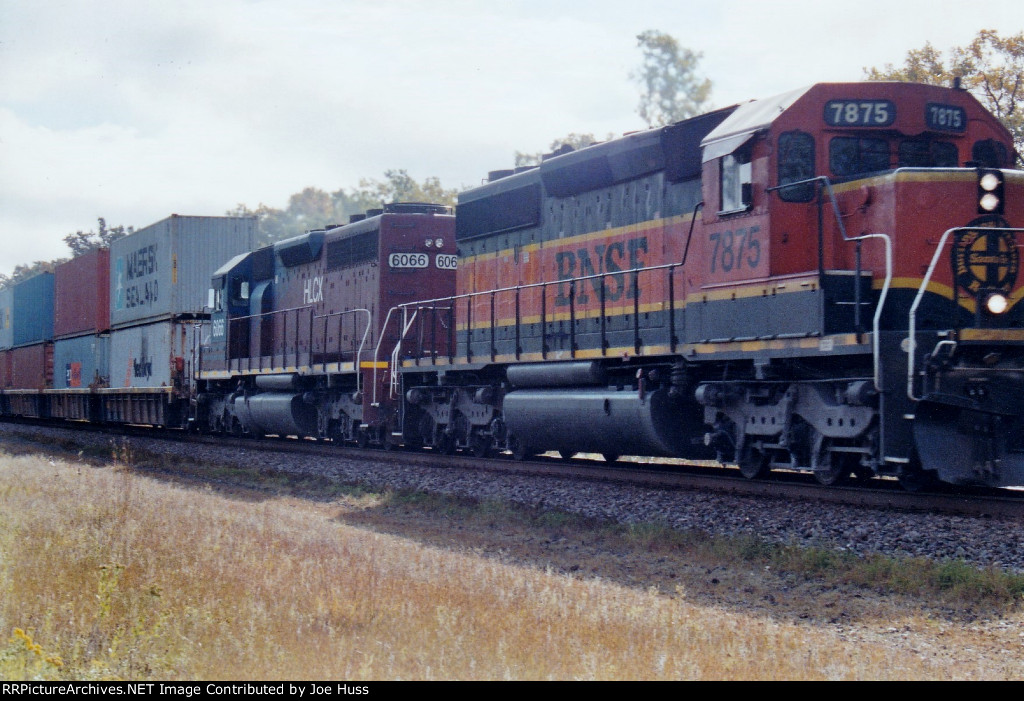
top-left (1, 438), bottom-right (1023, 680)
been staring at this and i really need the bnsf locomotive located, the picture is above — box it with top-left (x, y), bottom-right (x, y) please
top-left (392, 81), bottom-right (1024, 489)
top-left (1, 81), bottom-right (1022, 490)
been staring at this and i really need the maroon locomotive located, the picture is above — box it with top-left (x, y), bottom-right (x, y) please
top-left (197, 203), bottom-right (456, 447)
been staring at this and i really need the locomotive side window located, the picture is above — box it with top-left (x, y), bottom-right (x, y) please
top-left (720, 142), bottom-right (752, 214)
top-left (229, 278), bottom-right (249, 305)
top-left (898, 139), bottom-right (958, 168)
top-left (972, 139), bottom-right (1011, 169)
top-left (829, 137), bottom-right (889, 177)
top-left (777, 131), bottom-right (815, 202)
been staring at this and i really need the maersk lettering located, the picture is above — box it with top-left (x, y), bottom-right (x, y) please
top-left (127, 244), bottom-right (158, 280)
top-left (555, 236), bottom-right (648, 306)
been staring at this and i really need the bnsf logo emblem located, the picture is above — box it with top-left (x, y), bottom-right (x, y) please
top-left (389, 253), bottom-right (428, 269)
top-left (954, 216), bottom-right (1019, 296)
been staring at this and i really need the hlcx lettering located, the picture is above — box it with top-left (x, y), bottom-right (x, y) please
top-left (555, 237), bottom-right (648, 306)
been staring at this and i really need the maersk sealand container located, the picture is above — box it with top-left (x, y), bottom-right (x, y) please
top-left (12, 272), bottom-right (55, 347)
top-left (109, 215), bottom-right (257, 329)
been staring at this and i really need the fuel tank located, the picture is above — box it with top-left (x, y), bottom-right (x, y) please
top-left (234, 392), bottom-right (318, 437)
top-left (502, 387), bottom-right (709, 459)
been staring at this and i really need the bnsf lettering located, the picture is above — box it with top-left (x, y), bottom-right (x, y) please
top-left (303, 276), bottom-right (325, 304)
top-left (708, 226), bottom-right (761, 274)
top-left (555, 236), bottom-right (648, 306)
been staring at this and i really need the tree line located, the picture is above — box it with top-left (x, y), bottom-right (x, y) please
top-left (4, 29), bottom-right (1020, 286)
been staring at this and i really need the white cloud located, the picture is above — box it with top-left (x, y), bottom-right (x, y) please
top-left (1, 0), bottom-right (1021, 271)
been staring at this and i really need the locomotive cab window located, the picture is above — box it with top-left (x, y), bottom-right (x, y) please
top-left (973, 139), bottom-right (1011, 169)
top-left (898, 139), bottom-right (958, 168)
top-left (777, 131), bottom-right (816, 202)
top-left (719, 142), bottom-right (752, 214)
top-left (829, 136), bottom-right (890, 177)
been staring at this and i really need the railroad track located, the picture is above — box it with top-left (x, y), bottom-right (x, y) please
top-left (6, 417), bottom-right (1018, 520)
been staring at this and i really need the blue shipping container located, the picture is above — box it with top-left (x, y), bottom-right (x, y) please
top-left (53, 334), bottom-right (110, 389)
top-left (12, 273), bottom-right (54, 347)
top-left (0, 287), bottom-right (12, 350)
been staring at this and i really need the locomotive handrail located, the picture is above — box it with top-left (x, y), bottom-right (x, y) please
top-left (311, 308), bottom-right (372, 394)
top-left (907, 226), bottom-right (1024, 402)
top-left (226, 305), bottom-right (370, 381)
top-left (850, 232), bottom-right (892, 393)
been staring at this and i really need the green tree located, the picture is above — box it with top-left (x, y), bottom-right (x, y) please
top-left (63, 217), bottom-right (134, 256)
top-left (865, 29), bottom-right (1024, 161)
top-left (0, 260), bottom-right (66, 290)
top-left (230, 171), bottom-right (459, 247)
top-left (631, 30), bottom-right (712, 127)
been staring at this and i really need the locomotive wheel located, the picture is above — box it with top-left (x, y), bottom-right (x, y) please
top-left (738, 443), bottom-right (771, 480)
top-left (812, 439), bottom-right (853, 487)
top-left (357, 429), bottom-right (369, 449)
top-left (559, 450), bottom-right (575, 461)
top-left (509, 434), bottom-right (533, 461)
top-left (851, 463), bottom-right (875, 483)
top-left (471, 434), bottom-right (492, 459)
top-left (602, 453), bottom-right (620, 464)
top-left (437, 429), bottom-right (457, 455)
top-left (382, 427), bottom-right (398, 452)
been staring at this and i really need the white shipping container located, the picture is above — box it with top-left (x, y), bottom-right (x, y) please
top-left (110, 214), bottom-right (256, 328)
top-left (109, 320), bottom-right (205, 389)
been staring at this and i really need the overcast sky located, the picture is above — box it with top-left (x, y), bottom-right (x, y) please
top-left (1, 0), bottom-right (1021, 273)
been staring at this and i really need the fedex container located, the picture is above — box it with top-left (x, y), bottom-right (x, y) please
top-left (0, 287), bottom-right (12, 350)
top-left (109, 319), bottom-right (204, 389)
top-left (10, 342), bottom-right (53, 390)
top-left (55, 248), bottom-right (111, 338)
top-left (110, 214), bottom-right (256, 329)
top-left (12, 273), bottom-right (54, 347)
top-left (53, 334), bottom-right (110, 389)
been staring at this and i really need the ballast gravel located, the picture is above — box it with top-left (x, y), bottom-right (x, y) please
top-left (6, 424), bottom-right (1024, 573)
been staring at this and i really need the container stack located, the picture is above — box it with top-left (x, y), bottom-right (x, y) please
top-left (46, 249), bottom-right (112, 419)
top-left (3, 272), bottom-right (55, 416)
top-left (106, 215), bottom-right (257, 393)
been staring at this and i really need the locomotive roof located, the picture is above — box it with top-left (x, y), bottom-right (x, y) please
top-left (701, 85), bottom-right (811, 162)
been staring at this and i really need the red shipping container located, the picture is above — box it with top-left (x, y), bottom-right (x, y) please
top-left (10, 343), bottom-right (53, 390)
top-left (54, 248), bottom-right (110, 338)
top-left (0, 349), bottom-right (11, 388)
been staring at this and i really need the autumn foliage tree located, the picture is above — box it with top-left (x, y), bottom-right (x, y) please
top-left (631, 30), bottom-right (712, 127)
top-left (865, 29), bottom-right (1023, 161)
top-left (229, 170), bottom-right (460, 247)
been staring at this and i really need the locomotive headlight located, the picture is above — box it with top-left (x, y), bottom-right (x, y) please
top-left (984, 291), bottom-right (1009, 315)
top-left (980, 193), bottom-right (1001, 212)
top-left (435, 238), bottom-right (444, 249)
top-left (425, 238), bottom-right (434, 248)
top-left (977, 168), bottom-right (1005, 214)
